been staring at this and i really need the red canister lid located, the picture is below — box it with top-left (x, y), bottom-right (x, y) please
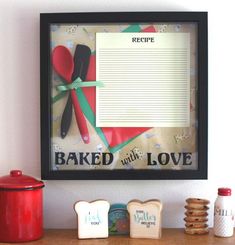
top-left (0, 170), bottom-right (44, 190)
top-left (218, 187), bottom-right (232, 196)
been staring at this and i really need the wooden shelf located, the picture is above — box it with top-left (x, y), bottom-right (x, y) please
top-left (1, 229), bottom-right (235, 244)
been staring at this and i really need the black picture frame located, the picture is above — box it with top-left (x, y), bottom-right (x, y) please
top-left (40, 12), bottom-right (208, 180)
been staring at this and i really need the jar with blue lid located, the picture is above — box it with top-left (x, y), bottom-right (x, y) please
top-left (108, 203), bottom-right (130, 235)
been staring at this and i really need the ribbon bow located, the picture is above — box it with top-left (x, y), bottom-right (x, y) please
top-left (57, 77), bottom-right (104, 92)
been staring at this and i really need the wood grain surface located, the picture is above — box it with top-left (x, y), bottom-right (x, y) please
top-left (1, 229), bottom-right (234, 245)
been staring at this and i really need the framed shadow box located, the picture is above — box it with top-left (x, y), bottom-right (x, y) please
top-left (40, 12), bottom-right (208, 180)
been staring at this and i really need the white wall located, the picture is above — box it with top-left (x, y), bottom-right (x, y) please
top-left (0, 0), bottom-right (235, 229)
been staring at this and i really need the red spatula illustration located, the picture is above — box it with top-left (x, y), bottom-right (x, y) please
top-left (52, 45), bottom-right (90, 144)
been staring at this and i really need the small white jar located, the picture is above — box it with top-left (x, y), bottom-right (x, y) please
top-left (214, 188), bottom-right (234, 237)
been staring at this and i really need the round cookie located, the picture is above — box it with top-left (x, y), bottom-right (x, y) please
top-left (185, 227), bottom-right (209, 235)
top-left (185, 204), bottom-right (209, 210)
top-left (185, 210), bottom-right (208, 217)
top-left (184, 216), bottom-right (208, 222)
top-left (186, 198), bottom-right (210, 209)
top-left (185, 222), bottom-right (208, 228)
top-left (186, 198), bottom-right (210, 205)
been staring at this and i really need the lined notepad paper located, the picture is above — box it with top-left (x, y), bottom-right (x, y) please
top-left (96, 33), bottom-right (190, 127)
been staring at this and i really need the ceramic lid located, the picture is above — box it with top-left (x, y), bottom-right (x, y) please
top-left (218, 187), bottom-right (231, 196)
top-left (0, 170), bottom-right (44, 190)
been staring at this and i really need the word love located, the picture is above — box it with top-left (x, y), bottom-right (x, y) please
top-left (147, 152), bottom-right (192, 166)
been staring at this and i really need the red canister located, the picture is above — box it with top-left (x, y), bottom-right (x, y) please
top-left (0, 170), bottom-right (44, 242)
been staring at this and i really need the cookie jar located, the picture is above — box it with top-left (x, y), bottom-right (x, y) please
top-left (0, 170), bottom-right (44, 242)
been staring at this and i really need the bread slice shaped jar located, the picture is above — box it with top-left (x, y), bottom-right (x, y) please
top-left (74, 199), bottom-right (110, 239)
top-left (127, 199), bottom-right (163, 239)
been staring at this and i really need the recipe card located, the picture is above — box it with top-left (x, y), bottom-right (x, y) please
top-left (96, 32), bottom-right (190, 127)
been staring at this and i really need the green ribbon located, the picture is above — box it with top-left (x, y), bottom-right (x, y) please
top-left (52, 91), bottom-right (67, 104)
top-left (57, 77), bottom-right (104, 92)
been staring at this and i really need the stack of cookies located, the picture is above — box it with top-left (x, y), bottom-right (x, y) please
top-left (184, 198), bottom-right (210, 235)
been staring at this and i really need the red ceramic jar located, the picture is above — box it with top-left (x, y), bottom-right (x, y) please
top-left (0, 170), bottom-right (44, 242)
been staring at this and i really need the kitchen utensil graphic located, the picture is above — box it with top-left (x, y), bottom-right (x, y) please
top-left (52, 25), bottom-right (155, 151)
top-left (61, 93), bottom-right (72, 138)
top-left (52, 45), bottom-right (90, 143)
top-left (61, 44), bottom-right (91, 138)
